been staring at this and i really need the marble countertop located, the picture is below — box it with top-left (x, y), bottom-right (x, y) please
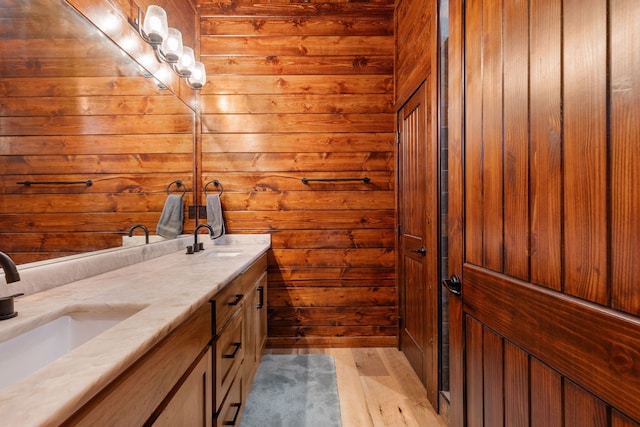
top-left (0, 234), bottom-right (270, 426)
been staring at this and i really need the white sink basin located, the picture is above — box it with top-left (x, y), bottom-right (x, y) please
top-left (0, 306), bottom-right (143, 388)
top-left (204, 250), bottom-right (242, 257)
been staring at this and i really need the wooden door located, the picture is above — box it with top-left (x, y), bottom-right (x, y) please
top-left (397, 81), bottom-right (439, 408)
top-left (447, 0), bottom-right (640, 425)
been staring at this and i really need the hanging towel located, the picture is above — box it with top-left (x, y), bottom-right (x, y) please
top-left (156, 194), bottom-right (184, 238)
top-left (206, 193), bottom-right (225, 239)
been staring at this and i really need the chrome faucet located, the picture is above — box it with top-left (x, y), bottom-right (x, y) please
top-left (190, 224), bottom-right (214, 253)
top-left (0, 252), bottom-right (20, 284)
top-left (128, 224), bottom-right (150, 244)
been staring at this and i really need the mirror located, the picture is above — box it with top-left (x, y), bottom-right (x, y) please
top-left (0, 0), bottom-right (196, 265)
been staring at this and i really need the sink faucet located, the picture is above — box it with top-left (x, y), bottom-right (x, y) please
top-left (0, 252), bottom-right (21, 320)
top-left (0, 252), bottom-right (20, 284)
top-left (128, 224), bottom-right (149, 244)
top-left (191, 224), bottom-right (214, 253)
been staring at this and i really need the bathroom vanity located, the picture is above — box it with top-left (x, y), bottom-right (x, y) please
top-left (0, 234), bottom-right (270, 427)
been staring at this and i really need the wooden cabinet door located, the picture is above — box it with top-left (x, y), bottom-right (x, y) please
top-left (243, 282), bottom-right (258, 402)
top-left (242, 271), bottom-right (268, 401)
top-left (397, 81), bottom-right (439, 408)
top-left (152, 347), bottom-right (213, 427)
top-left (256, 273), bottom-right (267, 355)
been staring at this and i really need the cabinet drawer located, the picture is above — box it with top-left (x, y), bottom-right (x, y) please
top-left (215, 307), bottom-right (244, 410)
top-left (212, 278), bottom-right (246, 337)
top-left (216, 369), bottom-right (244, 427)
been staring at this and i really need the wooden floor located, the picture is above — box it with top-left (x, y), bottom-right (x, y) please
top-left (264, 347), bottom-right (449, 427)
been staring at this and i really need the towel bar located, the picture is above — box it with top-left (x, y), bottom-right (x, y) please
top-left (17, 180), bottom-right (92, 187)
top-left (301, 177), bottom-right (370, 185)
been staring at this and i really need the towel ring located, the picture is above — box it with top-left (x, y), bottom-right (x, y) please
top-left (203, 179), bottom-right (223, 196)
top-left (166, 180), bottom-right (187, 196)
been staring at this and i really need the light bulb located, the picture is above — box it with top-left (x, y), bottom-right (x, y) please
top-left (160, 28), bottom-right (183, 63)
top-left (177, 47), bottom-right (195, 76)
top-left (188, 61), bottom-right (207, 89)
top-left (142, 5), bottom-right (168, 43)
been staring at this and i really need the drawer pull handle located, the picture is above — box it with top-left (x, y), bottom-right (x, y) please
top-left (223, 342), bottom-right (241, 359)
top-left (228, 294), bottom-right (243, 306)
top-left (223, 402), bottom-right (242, 426)
top-left (257, 286), bottom-right (264, 309)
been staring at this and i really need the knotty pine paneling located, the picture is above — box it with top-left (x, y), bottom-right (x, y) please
top-left (201, 15), bottom-right (393, 36)
top-left (202, 152), bottom-right (392, 172)
top-left (222, 209), bottom-right (394, 230)
top-left (200, 75), bottom-right (393, 96)
top-left (270, 229), bottom-right (396, 249)
top-left (0, 0), bottom-right (196, 263)
top-left (201, 35), bottom-right (393, 56)
top-left (198, 0), bottom-right (395, 347)
top-left (202, 94), bottom-right (394, 114)
top-left (269, 306), bottom-right (396, 327)
top-left (220, 191), bottom-right (394, 210)
top-left (199, 2), bottom-right (393, 17)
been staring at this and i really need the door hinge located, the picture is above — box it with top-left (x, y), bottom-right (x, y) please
top-left (397, 224), bottom-right (401, 236)
top-left (396, 131), bottom-right (401, 144)
top-left (398, 316), bottom-right (402, 329)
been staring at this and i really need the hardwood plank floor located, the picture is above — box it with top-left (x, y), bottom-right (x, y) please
top-left (264, 347), bottom-right (449, 427)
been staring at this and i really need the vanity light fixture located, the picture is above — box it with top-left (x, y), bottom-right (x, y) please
top-left (130, 5), bottom-right (206, 90)
top-left (141, 5), bottom-right (167, 43)
top-left (160, 27), bottom-right (183, 63)
top-left (176, 46), bottom-right (195, 77)
top-left (187, 61), bottom-right (207, 89)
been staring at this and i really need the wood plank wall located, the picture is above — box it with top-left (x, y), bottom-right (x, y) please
top-left (0, 0), bottom-right (196, 264)
top-left (197, 0), bottom-right (396, 347)
top-left (456, 0), bottom-right (640, 423)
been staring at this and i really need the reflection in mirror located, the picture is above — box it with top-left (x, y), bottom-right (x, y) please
top-left (0, 0), bottom-right (196, 265)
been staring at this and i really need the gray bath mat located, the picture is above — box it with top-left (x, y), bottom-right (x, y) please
top-left (239, 354), bottom-right (342, 427)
